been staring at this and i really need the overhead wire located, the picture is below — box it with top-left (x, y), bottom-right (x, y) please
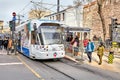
top-left (30, 1), bottom-right (55, 13)
top-left (18, 0), bottom-right (74, 14)
top-left (17, 0), bottom-right (75, 21)
top-left (18, 2), bottom-right (31, 14)
top-left (37, 2), bottom-right (69, 10)
top-left (31, 1), bottom-right (71, 13)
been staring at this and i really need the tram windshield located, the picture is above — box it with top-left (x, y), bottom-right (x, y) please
top-left (39, 25), bottom-right (62, 45)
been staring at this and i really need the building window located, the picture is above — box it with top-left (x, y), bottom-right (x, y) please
top-left (50, 16), bottom-right (51, 20)
top-left (59, 14), bottom-right (61, 21)
top-left (56, 15), bottom-right (58, 20)
top-left (62, 13), bottom-right (65, 21)
top-left (53, 16), bottom-right (54, 20)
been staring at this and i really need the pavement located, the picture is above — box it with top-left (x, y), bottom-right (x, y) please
top-left (1, 49), bottom-right (120, 73)
top-left (65, 50), bottom-right (120, 73)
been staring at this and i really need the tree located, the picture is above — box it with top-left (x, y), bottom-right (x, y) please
top-left (73, 0), bottom-right (82, 6)
top-left (97, 0), bottom-right (106, 41)
top-left (30, 5), bottom-right (45, 19)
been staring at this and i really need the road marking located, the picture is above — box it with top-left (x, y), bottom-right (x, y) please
top-left (0, 62), bottom-right (23, 65)
top-left (17, 56), bottom-right (44, 79)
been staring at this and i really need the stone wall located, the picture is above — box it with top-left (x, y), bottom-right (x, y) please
top-left (83, 0), bottom-right (120, 40)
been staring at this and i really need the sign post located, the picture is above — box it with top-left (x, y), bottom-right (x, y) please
top-left (12, 12), bottom-right (17, 55)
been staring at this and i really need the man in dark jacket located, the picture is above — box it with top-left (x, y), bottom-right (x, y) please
top-left (3, 37), bottom-right (8, 50)
top-left (0, 37), bottom-right (3, 50)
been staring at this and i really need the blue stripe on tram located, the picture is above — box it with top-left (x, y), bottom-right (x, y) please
top-left (17, 46), bottom-right (30, 57)
top-left (17, 46), bottom-right (21, 52)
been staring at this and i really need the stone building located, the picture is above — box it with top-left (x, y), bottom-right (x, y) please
top-left (83, 0), bottom-right (120, 40)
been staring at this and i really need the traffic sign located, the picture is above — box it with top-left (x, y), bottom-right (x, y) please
top-left (12, 12), bottom-right (16, 16)
top-left (12, 16), bottom-right (16, 21)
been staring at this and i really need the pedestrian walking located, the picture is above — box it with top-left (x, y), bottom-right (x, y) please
top-left (7, 37), bottom-right (12, 55)
top-left (97, 42), bottom-right (105, 65)
top-left (108, 46), bottom-right (114, 64)
top-left (72, 36), bottom-right (80, 56)
top-left (0, 37), bottom-right (3, 50)
top-left (86, 39), bottom-right (95, 63)
top-left (3, 37), bottom-right (8, 50)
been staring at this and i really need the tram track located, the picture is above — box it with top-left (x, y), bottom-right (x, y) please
top-left (17, 54), bottom-right (120, 80)
top-left (60, 58), bottom-right (120, 80)
top-left (40, 59), bottom-right (106, 80)
top-left (41, 58), bottom-right (120, 80)
top-left (18, 54), bottom-right (76, 80)
top-left (41, 61), bottom-right (76, 80)
top-left (18, 53), bottom-right (107, 80)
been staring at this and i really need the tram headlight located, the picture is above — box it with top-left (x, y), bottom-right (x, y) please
top-left (46, 45), bottom-right (48, 48)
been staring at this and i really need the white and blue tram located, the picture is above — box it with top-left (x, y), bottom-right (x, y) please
top-left (15, 19), bottom-right (65, 59)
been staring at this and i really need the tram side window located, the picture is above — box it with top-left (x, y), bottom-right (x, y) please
top-left (18, 32), bottom-right (21, 47)
top-left (39, 33), bottom-right (44, 45)
top-left (66, 32), bottom-right (73, 42)
top-left (31, 31), bottom-right (41, 45)
top-left (31, 31), bottom-right (36, 44)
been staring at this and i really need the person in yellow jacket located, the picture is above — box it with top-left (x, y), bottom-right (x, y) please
top-left (97, 42), bottom-right (105, 65)
top-left (7, 37), bottom-right (12, 55)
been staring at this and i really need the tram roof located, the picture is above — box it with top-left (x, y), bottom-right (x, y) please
top-left (15, 19), bottom-right (62, 33)
top-left (16, 19), bottom-right (61, 26)
top-left (64, 27), bottom-right (91, 32)
top-left (31, 19), bottom-right (61, 25)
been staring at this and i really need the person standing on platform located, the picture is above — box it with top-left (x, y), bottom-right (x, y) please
top-left (3, 37), bottom-right (8, 50)
top-left (7, 37), bottom-right (12, 55)
top-left (72, 36), bottom-right (79, 56)
top-left (0, 37), bottom-right (3, 50)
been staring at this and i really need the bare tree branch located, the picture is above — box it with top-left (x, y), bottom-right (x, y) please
top-left (30, 5), bottom-right (45, 19)
top-left (97, 0), bottom-right (106, 41)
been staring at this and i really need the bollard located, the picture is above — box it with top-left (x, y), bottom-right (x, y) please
top-left (108, 52), bottom-right (114, 64)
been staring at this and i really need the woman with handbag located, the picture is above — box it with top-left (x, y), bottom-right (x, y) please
top-left (72, 36), bottom-right (79, 56)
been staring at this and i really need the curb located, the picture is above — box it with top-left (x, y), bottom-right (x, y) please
top-left (64, 55), bottom-right (79, 63)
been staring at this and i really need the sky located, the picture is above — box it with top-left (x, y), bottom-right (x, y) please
top-left (0, 0), bottom-right (74, 25)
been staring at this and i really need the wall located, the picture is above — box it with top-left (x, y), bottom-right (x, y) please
top-left (83, 0), bottom-right (120, 40)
